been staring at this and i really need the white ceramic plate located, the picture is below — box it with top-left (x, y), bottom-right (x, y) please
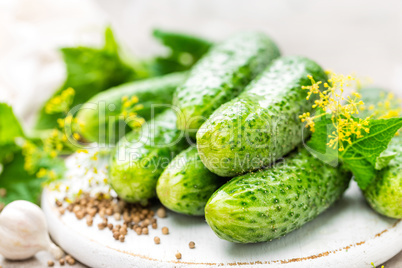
top-left (42, 181), bottom-right (402, 268)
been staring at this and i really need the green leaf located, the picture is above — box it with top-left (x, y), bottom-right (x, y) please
top-left (0, 152), bottom-right (45, 205)
top-left (35, 27), bottom-right (139, 130)
top-left (307, 112), bottom-right (402, 189)
top-left (0, 103), bottom-right (24, 164)
top-left (341, 118), bottom-right (402, 189)
top-left (149, 29), bottom-right (212, 76)
top-left (306, 112), bottom-right (340, 167)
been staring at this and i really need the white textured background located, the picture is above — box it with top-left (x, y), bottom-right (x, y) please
top-left (0, 0), bottom-right (401, 267)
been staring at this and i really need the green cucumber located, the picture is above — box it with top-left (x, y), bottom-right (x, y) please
top-left (205, 147), bottom-right (351, 243)
top-left (109, 109), bottom-right (189, 204)
top-left (76, 72), bottom-right (187, 144)
top-left (197, 56), bottom-right (327, 177)
top-left (156, 146), bottom-right (225, 215)
top-left (174, 32), bottom-right (280, 136)
top-left (364, 134), bottom-right (402, 219)
top-left (359, 87), bottom-right (402, 219)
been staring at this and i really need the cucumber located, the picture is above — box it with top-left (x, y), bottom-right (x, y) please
top-left (364, 134), bottom-right (402, 219)
top-left (174, 32), bottom-right (280, 136)
top-left (205, 147), bottom-right (351, 243)
top-left (109, 109), bottom-right (189, 204)
top-left (156, 146), bottom-right (225, 216)
top-left (197, 56), bottom-right (327, 177)
top-left (359, 87), bottom-right (402, 219)
top-left (76, 72), bottom-right (187, 144)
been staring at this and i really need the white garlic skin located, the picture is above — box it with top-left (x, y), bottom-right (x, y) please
top-left (0, 200), bottom-right (63, 260)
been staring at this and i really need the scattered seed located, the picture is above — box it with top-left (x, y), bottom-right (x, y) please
top-left (162, 227), bottom-right (169, 235)
top-left (73, 205), bottom-right (80, 213)
top-left (67, 258), bottom-right (76, 265)
top-left (189, 241), bottom-right (195, 249)
top-left (75, 211), bottom-right (85, 220)
top-left (120, 227), bottom-right (127, 235)
top-left (47, 260), bottom-right (55, 267)
top-left (143, 219), bottom-right (150, 226)
top-left (133, 215), bottom-right (140, 223)
top-left (65, 255), bottom-right (76, 265)
top-left (113, 232), bottom-right (120, 240)
top-left (119, 235), bottom-right (125, 242)
top-left (86, 218), bottom-right (93, 227)
top-left (135, 227), bottom-right (142, 235)
top-left (175, 252), bottom-right (182, 260)
top-left (55, 200), bottom-right (63, 207)
top-left (98, 223), bottom-right (106, 230)
top-left (154, 236), bottom-right (160, 244)
top-left (59, 258), bottom-right (65, 266)
top-left (156, 207), bottom-right (166, 218)
top-left (106, 208), bottom-right (113, 216)
top-left (57, 192), bottom-right (171, 247)
top-left (114, 213), bottom-right (121, 221)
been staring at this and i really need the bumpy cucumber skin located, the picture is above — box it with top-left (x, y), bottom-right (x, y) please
top-left (109, 110), bottom-right (189, 204)
top-left (197, 56), bottom-right (327, 177)
top-left (358, 87), bottom-right (402, 219)
top-left (364, 122), bottom-right (402, 219)
top-left (76, 72), bottom-right (187, 144)
top-left (156, 146), bottom-right (225, 216)
top-left (205, 148), bottom-right (351, 243)
top-left (174, 32), bottom-right (280, 135)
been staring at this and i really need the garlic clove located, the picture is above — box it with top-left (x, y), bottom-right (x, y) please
top-left (0, 200), bottom-right (64, 260)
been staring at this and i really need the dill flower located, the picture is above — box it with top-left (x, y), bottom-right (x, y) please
top-left (300, 71), bottom-right (371, 151)
top-left (45, 88), bottom-right (75, 114)
top-left (120, 95), bottom-right (145, 129)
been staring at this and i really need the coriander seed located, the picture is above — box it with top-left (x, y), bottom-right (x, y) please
top-left (156, 207), bottom-right (166, 218)
top-left (189, 241), bottom-right (195, 249)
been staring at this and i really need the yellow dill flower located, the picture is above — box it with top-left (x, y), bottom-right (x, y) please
top-left (45, 88), bottom-right (75, 114)
top-left (375, 92), bottom-right (402, 120)
top-left (73, 132), bottom-right (80, 140)
top-left (120, 95), bottom-right (145, 129)
top-left (300, 71), bottom-right (371, 151)
top-left (36, 168), bottom-right (48, 178)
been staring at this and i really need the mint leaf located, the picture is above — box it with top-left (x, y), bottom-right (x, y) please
top-left (35, 27), bottom-right (139, 130)
top-left (0, 103), bottom-right (24, 164)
